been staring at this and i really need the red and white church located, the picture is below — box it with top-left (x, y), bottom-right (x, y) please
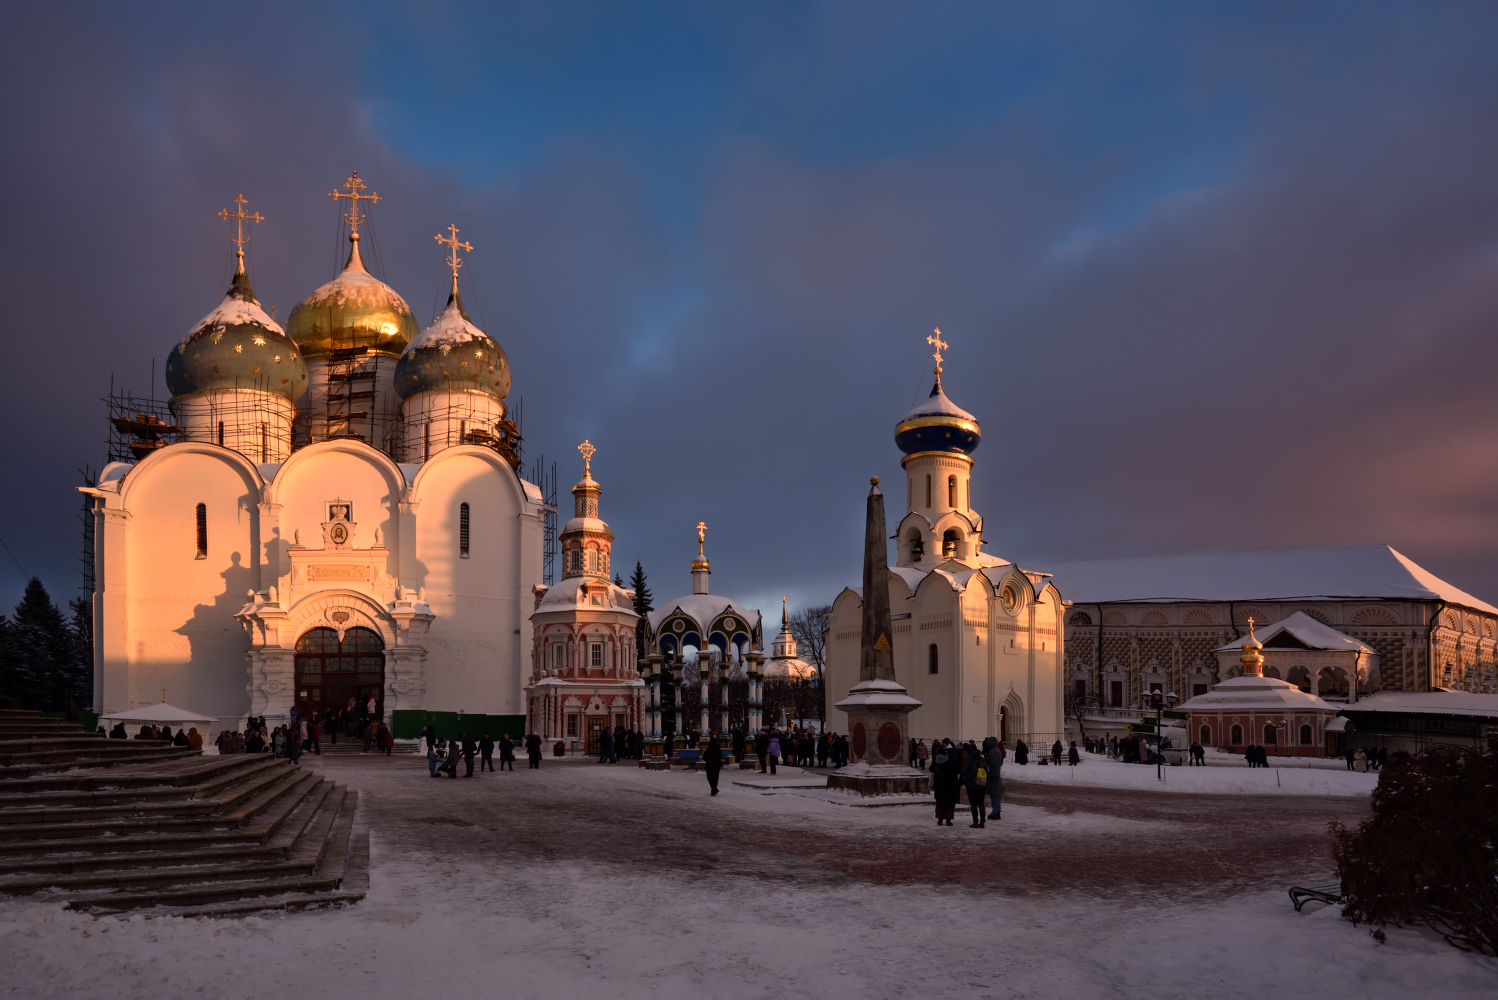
top-left (523, 443), bottom-right (646, 748)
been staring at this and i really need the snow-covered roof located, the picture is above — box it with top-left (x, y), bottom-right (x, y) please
top-left (562, 516), bottom-right (612, 535)
top-left (648, 594), bottom-right (761, 635)
top-left (762, 655), bottom-right (816, 681)
top-left (1177, 674), bottom-right (1342, 714)
top-left (182, 291), bottom-right (284, 346)
top-left (1343, 690), bottom-right (1498, 718)
top-left (1044, 545), bottom-right (1497, 614)
top-left (533, 576), bottom-right (635, 614)
top-left (402, 298), bottom-right (494, 355)
top-left (898, 383), bottom-right (977, 425)
top-left (99, 702), bottom-right (220, 724)
top-left (1215, 612), bottom-right (1376, 654)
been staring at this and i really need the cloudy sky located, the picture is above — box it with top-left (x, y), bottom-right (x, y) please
top-left (3, 2), bottom-right (1498, 618)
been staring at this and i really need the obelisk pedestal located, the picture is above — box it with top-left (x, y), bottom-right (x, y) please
top-left (827, 478), bottom-right (927, 797)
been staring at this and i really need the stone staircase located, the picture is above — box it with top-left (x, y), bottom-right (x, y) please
top-left (0, 709), bottom-right (366, 916)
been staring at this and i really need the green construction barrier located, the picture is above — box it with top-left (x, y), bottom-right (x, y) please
top-left (43, 711), bottom-right (99, 731)
top-left (392, 710), bottom-right (527, 741)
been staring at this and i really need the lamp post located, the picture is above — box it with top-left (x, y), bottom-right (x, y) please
top-left (1142, 689), bottom-right (1178, 781)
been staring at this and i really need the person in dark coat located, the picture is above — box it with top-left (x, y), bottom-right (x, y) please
top-left (1067, 741), bottom-right (1080, 766)
top-left (703, 734), bottom-right (724, 795)
top-left (731, 730), bottom-right (746, 763)
top-left (498, 734), bottom-right (516, 771)
top-left (754, 730), bottom-right (770, 773)
top-left (599, 727), bottom-right (616, 764)
top-left (961, 742), bottom-right (987, 828)
top-left (525, 732), bottom-right (542, 769)
top-left (1051, 739), bottom-right (1064, 765)
top-left (460, 734), bottom-right (476, 777)
top-left (931, 750), bottom-right (962, 826)
top-left (479, 734), bottom-right (495, 772)
top-left (109, 722), bottom-right (127, 739)
top-left (983, 737), bottom-right (1005, 820)
top-left (1014, 739), bottom-right (1029, 765)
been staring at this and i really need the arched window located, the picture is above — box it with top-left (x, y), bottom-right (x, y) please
top-left (925, 474), bottom-right (932, 508)
top-left (1299, 724), bottom-right (1312, 745)
top-left (216, 421), bottom-right (225, 446)
top-left (942, 529), bottom-right (959, 558)
top-left (194, 503), bottom-right (207, 559)
top-left (1263, 724), bottom-right (1278, 746)
top-left (927, 644), bottom-right (938, 674)
top-left (259, 422), bottom-right (268, 462)
top-left (423, 421), bottom-right (430, 461)
top-left (1230, 724), bottom-right (1243, 746)
top-left (459, 503), bottom-right (470, 557)
top-left (1199, 724), bottom-right (1212, 745)
top-left (947, 475), bottom-right (957, 508)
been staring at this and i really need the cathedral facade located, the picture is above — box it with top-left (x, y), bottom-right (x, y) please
top-left (84, 182), bottom-right (544, 734)
top-left (825, 345), bottom-right (1066, 745)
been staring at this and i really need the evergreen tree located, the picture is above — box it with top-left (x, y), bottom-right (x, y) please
top-left (68, 596), bottom-right (94, 713)
top-left (613, 573), bottom-right (623, 586)
top-left (0, 579), bottom-right (85, 712)
top-left (630, 562), bottom-right (653, 664)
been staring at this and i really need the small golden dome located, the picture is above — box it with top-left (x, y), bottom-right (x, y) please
top-left (286, 235), bottom-right (418, 359)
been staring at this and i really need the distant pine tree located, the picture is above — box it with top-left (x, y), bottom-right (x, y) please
top-left (630, 562), bottom-right (653, 664)
top-left (68, 596), bottom-right (93, 713)
top-left (1, 579), bottom-right (84, 712)
top-left (614, 573), bottom-right (623, 586)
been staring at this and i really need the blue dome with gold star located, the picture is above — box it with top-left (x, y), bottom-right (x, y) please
top-left (165, 264), bottom-right (309, 401)
top-left (894, 377), bottom-right (980, 456)
top-left (395, 280), bottom-right (511, 402)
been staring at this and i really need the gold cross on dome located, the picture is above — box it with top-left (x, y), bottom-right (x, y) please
top-left (927, 327), bottom-right (948, 374)
top-left (695, 520), bottom-right (707, 549)
top-left (435, 224), bottom-right (473, 279)
top-left (577, 439), bottom-right (596, 476)
top-left (329, 171), bottom-right (381, 236)
top-left (217, 194), bottom-right (264, 253)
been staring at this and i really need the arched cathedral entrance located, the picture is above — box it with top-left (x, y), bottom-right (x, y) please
top-left (295, 626), bottom-right (385, 720)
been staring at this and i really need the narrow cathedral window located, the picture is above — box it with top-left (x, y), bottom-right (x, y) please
top-left (459, 503), bottom-right (470, 557)
top-left (925, 474), bottom-right (932, 508)
top-left (947, 475), bottom-right (957, 508)
top-left (259, 422), bottom-right (268, 463)
top-left (928, 644), bottom-right (938, 674)
top-left (1299, 724), bottom-right (1312, 745)
top-left (1230, 725), bottom-right (1243, 746)
top-left (195, 503), bottom-right (207, 559)
top-left (217, 421), bottom-right (225, 446)
top-left (591, 643), bottom-right (603, 668)
top-left (554, 644), bottom-right (565, 670)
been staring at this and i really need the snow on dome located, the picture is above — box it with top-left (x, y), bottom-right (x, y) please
top-left (1177, 673), bottom-right (1341, 714)
top-left (1215, 612), bottom-right (1376, 654)
top-left (535, 575), bottom-right (634, 613)
top-left (180, 290), bottom-right (284, 347)
top-left (895, 378), bottom-right (981, 456)
top-left (395, 285), bottom-right (511, 402)
top-left (286, 239), bottom-right (418, 358)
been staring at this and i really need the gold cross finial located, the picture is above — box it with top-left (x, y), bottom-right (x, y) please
top-left (435, 224), bottom-right (473, 280)
top-left (696, 520), bottom-right (707, 550)
top-left (577, 439), bottom-right (596, 476)
top-left (927, 327), bottom-right (948, 375)
top-left (329, 171), bottom-right (382, 237)
top-left (217, 194), bottom-right (264, 271)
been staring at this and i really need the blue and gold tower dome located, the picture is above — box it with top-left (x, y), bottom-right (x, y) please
top-left (894, 328), bottom-right (980, 456)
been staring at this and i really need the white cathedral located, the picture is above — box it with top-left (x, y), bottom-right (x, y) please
top-left (825, 340), bottom-right (1067, 746)
top-left (83, 180), bottom-right (546, 733)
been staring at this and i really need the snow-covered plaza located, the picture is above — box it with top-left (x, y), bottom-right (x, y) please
top-left (3, 753), bottom-right (1494, 998)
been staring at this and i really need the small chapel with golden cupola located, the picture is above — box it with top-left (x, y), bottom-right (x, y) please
top-left (524, 442), bottom-right (646, 751)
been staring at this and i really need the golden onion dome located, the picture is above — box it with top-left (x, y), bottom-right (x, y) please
top-left (286, 235), bottom-right (418, 359)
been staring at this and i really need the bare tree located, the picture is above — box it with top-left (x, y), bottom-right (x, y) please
top-left (787, 604), bottom-right (831, 675)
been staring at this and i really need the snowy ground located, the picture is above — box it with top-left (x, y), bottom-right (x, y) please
top-left (3, 754), bottom-right (1493, 998)
top-left (1002, 751), bottom-right (1381, 796)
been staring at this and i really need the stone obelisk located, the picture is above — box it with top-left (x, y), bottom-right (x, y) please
top-left (828, 477), bottom-right (926, 796)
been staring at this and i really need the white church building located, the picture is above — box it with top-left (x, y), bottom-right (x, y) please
top-left (825, 342), bottom-right (1066, 746)
top-left (83, 184), bottom-right (546, 736)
